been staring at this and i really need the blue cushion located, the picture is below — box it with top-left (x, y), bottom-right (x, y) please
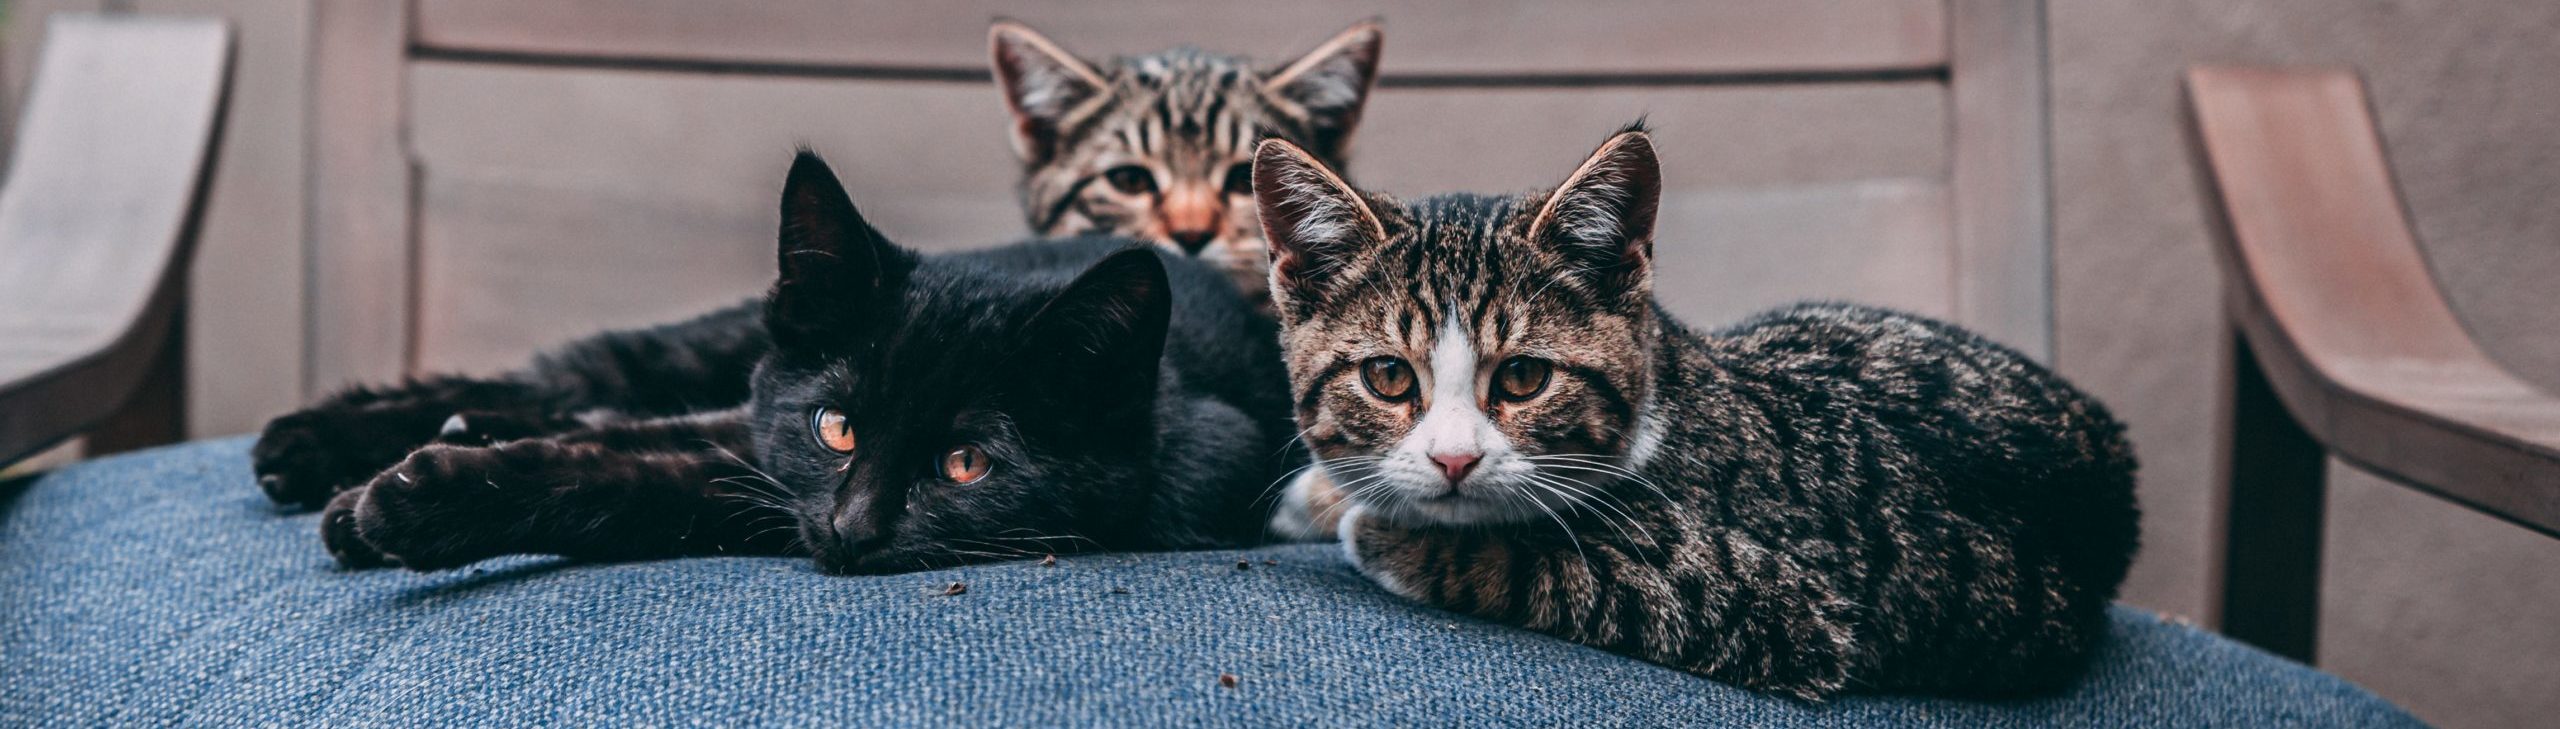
top-left (2, 438), bottom-right (2421, 726)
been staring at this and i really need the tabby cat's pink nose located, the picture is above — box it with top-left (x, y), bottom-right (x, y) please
top-left (1431, 453), bottom-right (1480, 484)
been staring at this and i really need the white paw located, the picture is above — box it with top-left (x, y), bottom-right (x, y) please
top-left (1266, 468), bottom-right (1333, 542)
top-left (1334, 504), bottom-right (1418, 599)
top-left (438, 414), bottom-right (470, 436)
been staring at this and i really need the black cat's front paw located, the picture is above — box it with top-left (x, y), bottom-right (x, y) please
top-left (325, 445), bottom-right (533, 571)
top-left (253, 405), bottom-right (446, 509)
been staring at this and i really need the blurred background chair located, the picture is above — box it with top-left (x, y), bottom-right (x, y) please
top-left (2188, 66), bottom-right (2560, 662)
top-left (0, 15), bottom-right (230, 465)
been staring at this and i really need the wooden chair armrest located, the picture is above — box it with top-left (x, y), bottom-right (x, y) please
top-left (2189, 66), bottom-right (2560, 538)
top-left (0, 15), bottom-right (232, 466)
top-left (2188, 65), bottom-right (2560, 663)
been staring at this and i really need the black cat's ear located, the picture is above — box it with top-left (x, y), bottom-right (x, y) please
top-left (1261, 19), bottom-right (1383, 159)
top-left (990, 19), bottom-right (1109, 165)
top-left (1253, 138), bottom-right (1383, 318)
top-left (1527, 124), bottom-right (1660, 299)
top-left (768, 150), bottom-right (904, 347)
top-left (1020, 248), bottom-right (1172, 414)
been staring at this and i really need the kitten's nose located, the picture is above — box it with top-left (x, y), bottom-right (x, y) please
top-left (831, 494), bottom-right (889, 554)
top-left (1430, 452), bottom-right (1480, 484)
top-left (1168, 230), bottom-right (1215, 254)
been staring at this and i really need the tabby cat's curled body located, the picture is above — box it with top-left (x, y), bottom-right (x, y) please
top-left (1253, 128), bottom-right (2140, 699)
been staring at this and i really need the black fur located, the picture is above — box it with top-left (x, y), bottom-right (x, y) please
top-left (270, 152), bottom-right (1298, 574)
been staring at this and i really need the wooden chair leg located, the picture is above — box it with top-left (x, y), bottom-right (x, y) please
top-left (88, 312), bottom-right (188, 456)
top-left (2218, 328), bottom-right (2328, 663)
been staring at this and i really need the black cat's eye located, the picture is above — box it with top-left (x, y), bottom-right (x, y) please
top-left (939, 444), bottom-right (992, 484)
top-left (1103, 165), bottom-right (1157, 195)
top-left (811, 407), bottom-right (856, 453)
top-left (1494, 356), bottom-right (1552, 402)
top-left (1222, 164), bottom-right (1254, 196)
top-left (1360, 357), bottom-right (1417, 402)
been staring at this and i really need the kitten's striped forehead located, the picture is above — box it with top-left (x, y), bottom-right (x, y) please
top-left (1097, 47), bottom-right (1263, 162)
top-left (1366, 194), bottom-right (1553, 336)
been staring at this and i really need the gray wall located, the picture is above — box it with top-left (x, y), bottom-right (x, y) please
top-left (2052, 2), bottom-right (2560, 727)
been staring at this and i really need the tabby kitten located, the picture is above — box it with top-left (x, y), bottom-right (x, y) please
top-left (1252, 127), bottom-right (2141, 699)
top-left (317, 152), bottom-right (1299, 574)
top-left (992, 19), bottom-right (1382, 304)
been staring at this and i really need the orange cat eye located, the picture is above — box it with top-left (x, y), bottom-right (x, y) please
top-left (810, 407), bottom-right (856, 454)
top-left (941, 445), bottom-right (992, 484)
top-left (1494, 356), bottom-right (1552, 402)
top-left (1361, 357), bottom-right (1417, 402)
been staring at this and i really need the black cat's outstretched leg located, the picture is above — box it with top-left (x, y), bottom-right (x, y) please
top-left (253, 301), bottom-right (769, 508)
top-left (252, 378), bottom-right (573, 508)
top-left (322, 411), bottom-right (801, 571)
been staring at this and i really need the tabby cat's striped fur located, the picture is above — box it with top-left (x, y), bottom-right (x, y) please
top-left (1253, 127), bottom-right (2141, 699)
top-left (991, 20), bottom-right (1380, 305)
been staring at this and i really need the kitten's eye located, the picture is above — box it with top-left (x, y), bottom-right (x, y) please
top-left (939, 444), bottom-right (992, 484)
top-left (1103, 165), bottom-right (1157, 195)
top-left (1222, 164), bottom-right (1254, 196)
top-left (1494, 357), bottom-right (1552, 402)
top-left (811, 407), bottom-right (856, 453)
top-left (1360, 357), bottom-right (1417, 402)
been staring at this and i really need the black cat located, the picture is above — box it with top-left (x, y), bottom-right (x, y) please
top-left (271, 152), bottom-right (1300, 574)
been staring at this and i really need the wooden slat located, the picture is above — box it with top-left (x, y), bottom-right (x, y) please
top-left (403, 62), bottom-right (1951, 371)
top-left (304, 0), bottom-right (412, 397)
top-left (413, 0), bottom-right (1947, 78)
top-left (1947, 0), bottom-right (2052, 361)
top-left (0, 15), bottom-right (229, 463)
top-left (2189, 66), bottom-right (2560, 537)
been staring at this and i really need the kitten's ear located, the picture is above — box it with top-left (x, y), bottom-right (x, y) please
top-left (1527, 125), bottom-right (1661, 299)
top-left (1262, 19), bottom-right (1383, 158)
top-left (989, 20), bottom-right (1109, 165)
top-left (1253, 138), bottom-right (1383, 316)
top-left (1021, 247), bottom-right (1171, 412)
top-left (768, 151), bottom-right (905, 347)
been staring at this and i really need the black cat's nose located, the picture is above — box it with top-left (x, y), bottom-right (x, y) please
top-left (830, 493), bottom-right (891, 555)
top-left (1168, 231), bottom-right (1215, 255)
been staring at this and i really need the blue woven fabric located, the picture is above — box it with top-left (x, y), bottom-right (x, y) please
top-left (1, 438), bottom-right (2421, 727)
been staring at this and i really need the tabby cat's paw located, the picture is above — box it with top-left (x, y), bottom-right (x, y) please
top-left (1336, 506), bottom-right (1424, 600)
top-left (1267, 468), bottom-right (1347, 541)
top-left (329, 445), bottom-right (528, 572)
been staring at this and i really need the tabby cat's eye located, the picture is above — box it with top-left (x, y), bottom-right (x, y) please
top-left (1103, 165), bottom-right (1157, 195)
top-left (1222, 164), bottom-right (1255, 196)
top-left (940, 444), bottom-right (992, 484)
top-left (1360, 357), bottom-right (1417, 402)
top-left (811, 407), bottom-right (856, 453)
top-left (1494, 357), bottom-right (1552, 402)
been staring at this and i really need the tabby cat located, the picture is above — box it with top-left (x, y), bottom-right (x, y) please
top-left (252, 20), bottom-right (1373, 518)
top-left (312, 152), bottom-right (1297, 574)
top-left (992, 19), bottom-right (1382, 304)
top-left (1252, 126), bottom-right (2141, 699)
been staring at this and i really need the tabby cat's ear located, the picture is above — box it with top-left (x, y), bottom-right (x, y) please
top-left (989, 20), bottom-right (1109, 165)
top-left (1253, 138), bottom-right (1383, 315)
top-left (768, 151), bottom-right (905, 348)
top-left (1262, 19), bottom-right (1383, 159)
top-left (1528, 125), bottom-right (1661, 299)
top-left (1020, 247), bottom-right (1171, 413)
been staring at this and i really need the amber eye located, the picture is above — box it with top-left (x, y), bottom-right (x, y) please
top-left (811, 407), bottom-right (856, 453)
top-left (1360, 357), bottom-right (1417, 402)
top-left (940, 444), bottom-right (992, 484)
top-left (1494, 356), bottom-right (1552, 402)
top-left (1223, 164), bottom-right (1255, 196)
top-left (1103, 165), bottom-right (1157, 195)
